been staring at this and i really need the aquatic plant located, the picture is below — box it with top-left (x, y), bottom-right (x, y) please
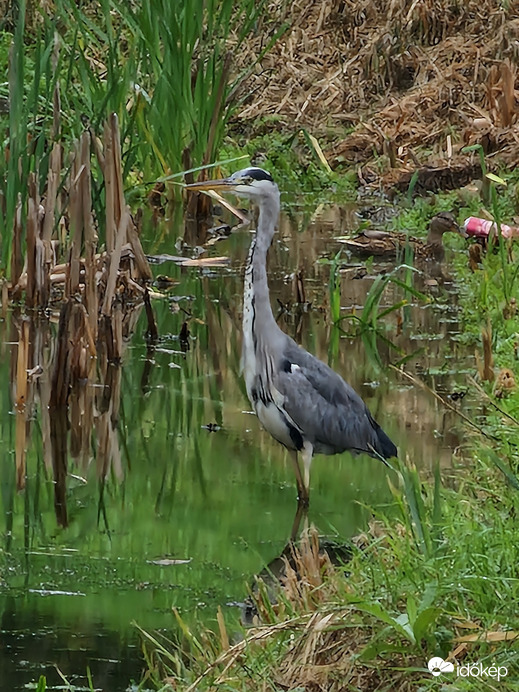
top-left (329, 260), bottom-right (429, 367)
top-left (129, 0), bottom-right (274, 189)
top-left (0, 0), bottom-right (278, 270)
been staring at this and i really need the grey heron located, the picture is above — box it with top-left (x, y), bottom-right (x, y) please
top-left (187, 167), bottom-right (397, 504)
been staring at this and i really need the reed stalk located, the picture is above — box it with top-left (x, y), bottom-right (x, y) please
top-left (14, 317), bottom-right (30, 490)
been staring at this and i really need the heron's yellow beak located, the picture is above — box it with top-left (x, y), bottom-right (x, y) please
top-left (185, 178), bottom-right (236, 192)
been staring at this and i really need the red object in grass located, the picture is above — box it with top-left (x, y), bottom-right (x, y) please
top-left (464, 216), bottom-right (519, 239)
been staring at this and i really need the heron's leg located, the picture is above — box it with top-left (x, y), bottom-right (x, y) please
top-left (289, 501), bottom-right (307, 542)
top-left (289, 450), bottom-right (306, 502)
top-left (301, 441), bottom-right (313, 499)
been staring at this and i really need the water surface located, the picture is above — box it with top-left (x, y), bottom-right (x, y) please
top-left (0, 203), bottom-right (470, 690)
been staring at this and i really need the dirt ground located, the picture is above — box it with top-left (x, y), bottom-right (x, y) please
top-left (236, 0), bottom-right (519, 191)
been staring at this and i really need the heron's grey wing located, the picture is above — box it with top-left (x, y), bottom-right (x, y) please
top-left (275, 340), bottom-right (396, 459)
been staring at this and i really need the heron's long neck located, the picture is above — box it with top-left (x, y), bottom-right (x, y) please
top-left (242, 198), bottom-right (280, 372)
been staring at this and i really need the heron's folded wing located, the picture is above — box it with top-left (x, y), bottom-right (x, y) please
top-left (275, 346), bottom-right (382, 454)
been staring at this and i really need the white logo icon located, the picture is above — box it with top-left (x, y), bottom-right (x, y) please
top-left (428, 657), bottom-right (455, 676)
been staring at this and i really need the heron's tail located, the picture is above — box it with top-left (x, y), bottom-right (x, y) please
top-left (375, 427), bottom-right (398, 460)
top-left (366, 410), bottom-right (397, 461)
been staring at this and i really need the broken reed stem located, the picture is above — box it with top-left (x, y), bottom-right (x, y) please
top-left (68, 141), bottom-right (84, 296)
top-left (128, 217), bottom-right (152, 281)
top-left (42, 137), bottom-right (62, 298)
top-left (15, 318), bottom-right (30, 490)
top-left (111, 113), bottom-right (125, 234)
top-left (103, 113), bottom-right (126, 257)
top-left (42, 141), bottom-right (61, 245)
top-left (102, 206), bottom-right (130, 317)
top-left (25, 171), bottom-right (50, 308)
top-left (80, 130), bottom-right (98, 341)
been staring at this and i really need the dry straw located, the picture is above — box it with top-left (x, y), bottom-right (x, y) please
top-left (235, 0), bottom-right (519, 185)
top-left (7, 97), bottom-right (155, 511)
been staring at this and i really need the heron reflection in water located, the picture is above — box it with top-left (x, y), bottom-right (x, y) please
top-left (187, 168), bottom-right (397, 505)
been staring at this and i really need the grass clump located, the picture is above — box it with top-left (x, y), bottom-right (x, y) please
top-left (138, 453), bottom-right (519, 690)
top-left (222, 127), bottom-right (358, 205)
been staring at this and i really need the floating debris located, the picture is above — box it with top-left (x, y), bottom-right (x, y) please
top-left (147, 558), bottom-right (192, 566)
top-left (147, 253), bottom-right (230, 267)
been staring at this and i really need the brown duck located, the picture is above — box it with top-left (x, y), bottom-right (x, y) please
top-left (342, 212), bottom-right (461, 262)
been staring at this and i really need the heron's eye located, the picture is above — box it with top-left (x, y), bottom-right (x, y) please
top-left (241, 176), bottom-right (253, 185)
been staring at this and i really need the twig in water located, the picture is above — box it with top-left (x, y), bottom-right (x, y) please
top-left (389, 365), bottom-right (497, 440)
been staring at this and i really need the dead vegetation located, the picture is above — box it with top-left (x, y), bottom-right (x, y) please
top-left (166, 528), bottom-right (404, 692)
top-left (151, 528), bottom-right (425, 692)
top-left (236, 0), bottom-right (519, 189)
top-left (5, 88), bottom-right (155, 517)
top-left (156, 523), bottom-right (518, 691)
top-left (9, 108), bottom-right (152, 312)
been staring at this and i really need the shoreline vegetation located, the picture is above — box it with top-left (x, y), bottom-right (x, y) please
top-left (2, 0), bottom-right (519, 690)
top-left (136, 217), bottom-right (519, 691)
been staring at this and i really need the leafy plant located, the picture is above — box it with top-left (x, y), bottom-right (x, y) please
top-left (127, 0), bottom-right (282, 195)
top-left (334, 263), bottom-right (429, 367)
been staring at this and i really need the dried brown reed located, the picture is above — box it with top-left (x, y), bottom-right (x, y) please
top-left (178, 528), bottom-right (420, 692)
top-left (234, 0), bottom-right (519, 186)
top-left (476, 320), bottom-right (494, 382)
top-left (493, 367), bottom-right (516, 399)
top-left (7, 109), bottom-right (155, 510)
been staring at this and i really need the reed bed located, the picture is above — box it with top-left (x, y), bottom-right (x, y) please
top-left (6, 107), bottom-right (154, 517)
top-left (0, 0), bottom-right (275, 526)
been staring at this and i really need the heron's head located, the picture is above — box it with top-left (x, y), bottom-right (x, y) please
top-left (186, 167), bottom-right (278, 202)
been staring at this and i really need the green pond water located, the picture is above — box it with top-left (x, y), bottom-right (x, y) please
top-left (0, 203), bottom-right (469, 690)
